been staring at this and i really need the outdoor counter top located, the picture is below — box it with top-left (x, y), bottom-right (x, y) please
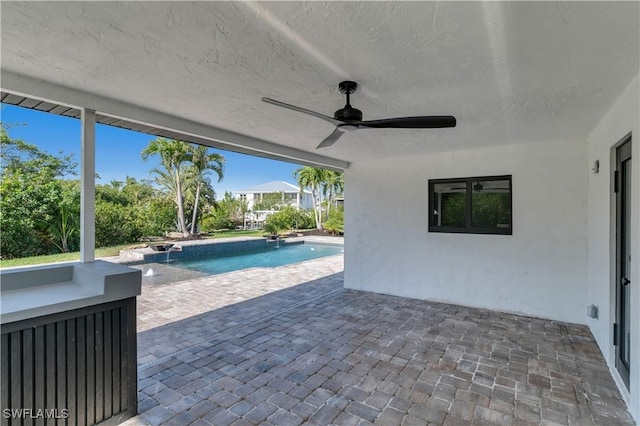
top-left (1, 260), bottom-right (141, 324)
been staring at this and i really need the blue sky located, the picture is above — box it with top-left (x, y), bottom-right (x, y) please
top-left (1, 104), bottom-right (303, 196)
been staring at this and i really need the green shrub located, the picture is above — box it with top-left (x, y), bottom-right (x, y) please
top-left (95, 201), bottom-right (144, 247)
top-left (141, 198), bottom-right (176, 236)
top-left (295, 209), bottom-right (315, 229)
top-left (323, 206), bottom-right (344, 235)
top-left (201, 213), bottom-right (234, 232)
top-left (263, 206), bottom-right (313, 235)
top-left (263, 211), bottom-right (289, 235)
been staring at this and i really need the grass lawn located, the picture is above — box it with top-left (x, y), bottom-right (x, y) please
top-left (0, 229), bottom-right (269, 268)
top-left (0, 244), bottom-right (133, 268)
top-left (207, 229), bottom-right (266, 239)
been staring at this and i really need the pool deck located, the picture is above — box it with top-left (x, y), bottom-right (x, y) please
top-left (121, 237), bottom-right (633, 426)
top-left (135, 241), bottom-right (344, 336)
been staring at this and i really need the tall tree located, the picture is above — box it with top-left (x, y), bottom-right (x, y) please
top-left (323, 171), bottom-right (344, 218)
top-left (1, 124), bottom-right (80, 258)
top-left (294, 166), bottom-right (327, 229)
top-left (141, 138), bottom-right (192, 237)
top-left (188, 145), bottom-right (225, 235)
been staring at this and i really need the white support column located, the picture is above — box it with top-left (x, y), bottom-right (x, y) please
top-left (80, 108), bottom-right (96, 263)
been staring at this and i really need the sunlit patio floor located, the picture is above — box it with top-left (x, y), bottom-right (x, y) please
top-left (122, 252), bottom-right (633, 425)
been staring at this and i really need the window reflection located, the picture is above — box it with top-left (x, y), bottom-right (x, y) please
top-left (471, 180), bottom-right (511, 229)
top-left (433, 183), bottom-right (466, 227)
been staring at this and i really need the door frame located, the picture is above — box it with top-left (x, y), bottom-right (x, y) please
top-left (613, 134), bottom-right (632, 390)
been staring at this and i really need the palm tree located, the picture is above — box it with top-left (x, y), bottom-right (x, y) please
top-left (141, 138), bottom-right (192, 237)
top-left (187, 145), bottom-right (225, 235)
top-left (294, 166), bottom-right (327, 229)
top-left (323, 171), bottom-right (344, 219)
top-left (146, 164), bottom-right (186, 230)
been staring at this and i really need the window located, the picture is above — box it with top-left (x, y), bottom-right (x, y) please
top-left (429, 175), bottom-right (512, 235)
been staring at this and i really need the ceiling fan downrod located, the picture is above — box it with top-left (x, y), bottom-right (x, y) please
top-left (334, 81), bottom-right (362, 122)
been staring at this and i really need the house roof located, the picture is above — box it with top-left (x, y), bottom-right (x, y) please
top-left (236, 181), bottom-right (310, 195)
top-left (1, 2), bottom-right (638, 166)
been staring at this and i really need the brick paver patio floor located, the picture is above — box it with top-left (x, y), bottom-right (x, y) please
top-left (123, 252), bottom-right (633, 425)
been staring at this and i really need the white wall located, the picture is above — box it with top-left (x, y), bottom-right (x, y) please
top-left (344, 74), bottom-right (639, 421)
top-left (587, 74), bottom-right (639, 420)
top-left (302, 193), bottom-right (314, 210)
top-left (345, 137), bottom-right (588, 324)
top-left (236, 193), bottom-right (256, 210)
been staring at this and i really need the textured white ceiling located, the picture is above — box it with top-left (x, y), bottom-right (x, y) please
top-left (1, 1), bottom-right (638, 164)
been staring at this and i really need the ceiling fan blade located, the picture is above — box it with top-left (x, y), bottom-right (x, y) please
top-left (360, 116), bottom-right (456, 129)
top-left (262, 97), bottom-right (342, 126)
top-left (316, 127), bottom-right (345, 149)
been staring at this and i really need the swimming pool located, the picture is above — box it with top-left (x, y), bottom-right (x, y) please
top-left (169, 243), bottom-right (343, 275)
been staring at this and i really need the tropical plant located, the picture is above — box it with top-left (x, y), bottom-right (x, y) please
top-left (291, 208), bottom-right (315, 230)
top-left (1, 125), bottom-right (218, 258)
top-left (94, 201), bottom-right (144, 247)
top-left (37, 180), bottom-right (80, 253)
top-left (0, 125), bottom-right (80, 258)
top-left (201, 213), bottom-right (233, 232)
top-left (141, 138), bottom-right (192, 237)
top-left (263, 209), bottom-right (290, 236)
top-left (323, 205), bottom-right (344, 235)
top-left (253, 191), bottom-right (287, 211)
top-left (93, 177), bottom-right (176, 246)
top-left (200, 192), bottom-right (246, 232)
top-left (120, 176), bottom-right (156, 204)
top-left (141, 139), bottom-right (226, 237)
top-left (187, 145), bottom-right (224, 234)
top-left (294, 166), bottom-right (328, 229)
top-left (1, 125), bottom-right (76, 177)
top-left (323, 171), bottom-right (344, 218)
top-left (263, 205), bottom-right (314, 235)
top-left (142, 198), bottom-right (176, 236)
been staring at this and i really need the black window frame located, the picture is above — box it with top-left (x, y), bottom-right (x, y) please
top-left (428, 175), bottom-right (513, 235)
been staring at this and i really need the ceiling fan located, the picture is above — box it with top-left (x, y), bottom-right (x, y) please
top-left (262, 81), bottom-right (456, 149)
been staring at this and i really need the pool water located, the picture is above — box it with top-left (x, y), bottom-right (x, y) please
top-left (170, 243), bottom-right (343, 275)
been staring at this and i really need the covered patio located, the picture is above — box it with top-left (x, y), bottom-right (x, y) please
top-left (1, 1), bottom-right (639, 424)
top-left (127, 256), bottom-right (632, 425)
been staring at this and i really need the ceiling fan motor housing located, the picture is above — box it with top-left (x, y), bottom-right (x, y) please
top-left (334, 106), bottom-right (363, 121)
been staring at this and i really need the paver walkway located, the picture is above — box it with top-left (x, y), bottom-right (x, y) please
top-left (123, 254), bottom-right (633, 425)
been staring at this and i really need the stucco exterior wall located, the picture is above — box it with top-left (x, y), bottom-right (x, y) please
top-left (344, 137), bottom-right (588, 324)
top-left (344, 74), bottom-right (639, 421)
top-left (587, 74), bottom-right (639, 419)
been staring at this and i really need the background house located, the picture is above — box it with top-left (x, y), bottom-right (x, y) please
top-left (234, 180), bottom-right (313, 210)
top-left (1, 2), bottom-right (638, 421)
top-left (234, 181), bottom-right (313, 229)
